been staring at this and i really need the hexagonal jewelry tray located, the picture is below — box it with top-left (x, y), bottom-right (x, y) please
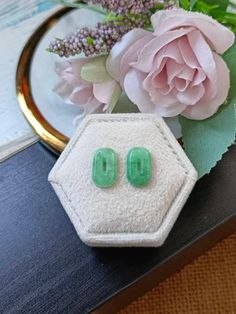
top-left (48, 114), bottom-right (197, 247)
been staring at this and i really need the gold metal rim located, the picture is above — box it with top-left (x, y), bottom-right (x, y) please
top-left (16, 7), bottom-right (73, 153)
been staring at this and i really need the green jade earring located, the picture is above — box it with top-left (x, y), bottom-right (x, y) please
top-left (92, 147), bottom-right (152, 188)
top-left (127, 147), bottom-right (152, 187)
top-left (92, 148), bottom-right (118, 188)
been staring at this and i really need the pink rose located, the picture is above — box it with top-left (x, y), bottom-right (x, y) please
top-left (54, 58), bottom-right (118, 121)
top-left (106, 9), bottom-right (235, 120)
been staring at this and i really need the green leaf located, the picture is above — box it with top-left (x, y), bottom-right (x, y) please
top-left (193, 1), bottom-right (220, 14)
top-left (179, 105), bottom-right (236, 178)
top-left (86, 37), bottom-right (94, 46)
top-left (179, 0), bottom-right (190, 10)
top-left (179, 42), bottom-right (236, 178)
top-left (203, 0), bottom-right (229, 10)
top-left (81, 56), bottom-right (112, 83)
top-left (105, 12), bottom-right (123, 22)
top-left (192, 0), bottom-right (236, 29)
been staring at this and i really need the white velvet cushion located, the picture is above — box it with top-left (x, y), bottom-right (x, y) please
top-left (49, 114), bottom-right (197, 247)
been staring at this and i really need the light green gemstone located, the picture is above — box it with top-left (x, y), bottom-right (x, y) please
top-left (92, 148), bottom-right (117, 188)
top-left (127, 147), bottom-right (152, 187)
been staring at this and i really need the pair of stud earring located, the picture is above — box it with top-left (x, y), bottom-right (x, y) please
top-left (92, 147), bottom-right (152, 188)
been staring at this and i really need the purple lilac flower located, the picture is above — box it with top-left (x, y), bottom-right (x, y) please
top-left (87, 0), bottom-right (156, 14)
top-left (48, 14), bottom-right (151, 58)
top-left (48, 0), bottom-right (178, 58)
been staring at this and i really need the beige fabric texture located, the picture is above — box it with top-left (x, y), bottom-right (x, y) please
top-left (120, 232), bottom-right (236, 314)
top-left (49, 114), bottom-right (197, 247)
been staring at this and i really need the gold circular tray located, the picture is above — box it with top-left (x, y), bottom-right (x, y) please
top-left (16, 7), bottom-right (72, 153)
top-left (16, 6), bottom-right (182, 153)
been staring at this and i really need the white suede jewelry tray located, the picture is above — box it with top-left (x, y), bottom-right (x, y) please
top-left (49, 114), bottom-right (197, 247)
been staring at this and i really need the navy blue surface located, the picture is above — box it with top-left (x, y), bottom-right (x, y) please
top-left (0, 143), bottom-right (235, 313)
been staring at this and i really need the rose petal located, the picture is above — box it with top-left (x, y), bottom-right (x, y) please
top-left (147, 79), bottom-right (188, 113)
top-left (182, 53), bottom-right (230, 119)
top-left (148, 83), bottom-right (179, 107)
top-left (176, 83), bottom-right (205, 105)
top-left (84, 96), bottom-right (103, 113)
top-left (106, 28), bottom-right (150, 81)
top-left (151, 69), bottom-right (168, 89)
top-left (142, 59), bottom-right (166, 91)
top-left (173, 66), bottom-right (195, 92)
top-left (178, 36), bottom-right (199, 69)
top-left (70, 59), bottom-right (91, 82)
top-left (151, 40), bottom-right (184, 72)
top-left (187, 30), bottom-right (216, 81)
top-left (69, 85), bottom-right (93, 105)
top-left (55, 59), bottom-right (92, 87)
top-left (152, 54), bottom-right (167, 76)
top-left (53, 80), bottom-right (73, 99)
top-left (137, 40), bottom-right (184, 85)
top-left (93, 80), bottom-right (118, 104)
top-left (124, 69), bottom-right (187, 116)
top-left (178, 66), bottom-right (195, 81)
top-left (151, 9), bottom-right (235, 54)
top-left (119, 33), bottom-right (154, 84)
top-left (55, 61), bottom-right (70, 76)
top-left (55, 62), bottom-right (80, 87)
top-left (93, 80), bottom-right (121, 112)
top-left (200, 78), bottom-right (216, 100)
top-left (174, 78), bottom-right (189, 92)
top-left (143, 68), bottom-right (174, 95)
top-left (191, 68), bottom-right (206, 86)
top-left (166, 59), bottom-right (184, 84)
top-left (155, 103), bottom-right (187, 116)
top-left (124, 69), bottom-right (156, 112)
top-left (132, 27), bottom-right (194, 73)
top-left (187, 29), bottom-right (217, 99)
